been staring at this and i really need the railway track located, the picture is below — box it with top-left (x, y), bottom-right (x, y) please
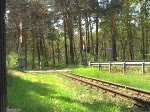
top-left (62, 73), bottom-right (150, 111)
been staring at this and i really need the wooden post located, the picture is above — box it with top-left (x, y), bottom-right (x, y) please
top-left (142, 61), bottom-right (145, 74)
top-left (109, 62), bottom-right (112, 73)
top-left (123, 62), bottom-right (126, 74)
top-left (98, 63), bottom-right (101, 71)
top-left (0, 0), bottom-right (7, 111)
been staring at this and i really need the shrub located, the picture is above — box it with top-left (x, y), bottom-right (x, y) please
top-left (7, 52), bottom-right (18, 69)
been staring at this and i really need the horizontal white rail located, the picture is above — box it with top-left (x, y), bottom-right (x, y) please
top-left (89, 61), bottom-right (150, 74)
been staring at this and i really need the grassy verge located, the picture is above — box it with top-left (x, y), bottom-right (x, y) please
top-left (72, 67), bottom-right (150, 91)
top-left (7, 70), bottom-right (127, 112)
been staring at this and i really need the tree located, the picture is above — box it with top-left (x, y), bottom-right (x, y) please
top-left (6, 0), bottom-right (150, 68)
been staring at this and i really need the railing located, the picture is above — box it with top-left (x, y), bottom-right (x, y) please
top-left (89, 61), bottom-right (150, 74)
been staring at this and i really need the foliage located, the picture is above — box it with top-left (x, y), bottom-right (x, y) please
top-left (6, 0), bottom-right (150, 68)
top-left (7, 52), bottom-right (18, 69)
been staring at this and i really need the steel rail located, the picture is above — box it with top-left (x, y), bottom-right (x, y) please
top-left (62, 73), bottom-right (150, 110)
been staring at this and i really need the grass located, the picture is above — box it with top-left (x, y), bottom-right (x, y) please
top-left (72, 67), bottom-right (150, 91)
top-left (7, 70), bottom-right (127, 112)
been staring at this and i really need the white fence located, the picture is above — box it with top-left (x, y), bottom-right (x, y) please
top-left (89, 61), bottom-right (150, 74)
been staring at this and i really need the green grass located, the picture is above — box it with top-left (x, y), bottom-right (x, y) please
top-left (7, 70), bottom-right (127, 112)
top-left (72, 67), bottom-right (150, 91)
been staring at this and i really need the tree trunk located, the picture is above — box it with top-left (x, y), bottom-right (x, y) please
top-left (63, 19), bottom-right (68, 65)
top-left (67, 13), bottom-right (74, 64)
top-left (32, 35), bottom-right (35, 69)
top-left (127, 21), bottom-right (134, 60)
top-left (145, 26), bottom-right (149, 59)
top-left (120, 41), bottom-right (126, 61)
top-left (141, 2), bottom-right (148, 60)
top-left (69, 30), bottom-right (74, 64)
top-left (145, 3), bottom-right (149, 60)
top-left (111, 13), bottom-right (117, 61)
top-left (85, 13), bottom-right (90, 53)
top-left (95, 13), bottom-right (99, 61)
top-left (52, 39), bottom-right (55, 65)
top-left (24, 32), bottom-right (27, 69)
top-left (74, 42), bottom-right (78, 64)
top-left (37, 41), bottom-right (41, 67)
top-left (95, 0), bottom-right (100, 61)
top-left (40, 38), bottom-right (43, 56)
top-left (57, 42), bottom-right (60, 63)
top-left (78, 11), bottom-right (83, 61)
top-left (76, 0), bottom-right (83, 62)
top-left (43, 38), bottom-right (48, 66)
top-left (141, 24), bottom-right (145, 60)
top-left (90, 22), bottom-right (94, 59)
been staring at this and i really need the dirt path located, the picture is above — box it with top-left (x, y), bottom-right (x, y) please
top-left (28, 69), bottom-right (71, 73)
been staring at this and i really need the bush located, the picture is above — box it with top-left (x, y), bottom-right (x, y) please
top-left (7, 52), bottom-right (18, 69)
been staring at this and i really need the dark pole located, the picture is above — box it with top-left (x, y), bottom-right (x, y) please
top-left (0, 0), bottom-right (7, 112)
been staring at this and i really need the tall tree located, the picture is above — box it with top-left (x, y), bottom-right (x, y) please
top-left (105, 0), bottom-right (124, 61)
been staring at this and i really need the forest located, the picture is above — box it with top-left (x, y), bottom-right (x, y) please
top-left (6, 0), bottom-right (150, 69)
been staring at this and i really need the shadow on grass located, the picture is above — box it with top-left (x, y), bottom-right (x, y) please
top-left (8, 73), bottom-right (125, 112)
top-left (7, 74), bottom-right (57, 112)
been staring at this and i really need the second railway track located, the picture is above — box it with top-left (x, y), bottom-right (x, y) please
top-left (62, 73), bottom-right (150, 111)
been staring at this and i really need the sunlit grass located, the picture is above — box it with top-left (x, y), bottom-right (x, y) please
top-left (7, 70), bottom-right (127, 112)
top-left (72, 67), bottom-right (150, 91)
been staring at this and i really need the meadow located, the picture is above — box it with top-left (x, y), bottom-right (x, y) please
top-left (7, 70), bottom-right (127, 112)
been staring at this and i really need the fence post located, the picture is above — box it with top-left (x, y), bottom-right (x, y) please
top-left (40, 62), bottom-right (42, 70)
top-left (88, 61), bottom-right (91, 66)
top-left (142, 61), bottom-right (145, 74)
top-left (109, 62), bottom-right (112, 73)
top-left (123, 62), bottom-right (126, 74)
top-left (98, 63), bottom-right (101, 71)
